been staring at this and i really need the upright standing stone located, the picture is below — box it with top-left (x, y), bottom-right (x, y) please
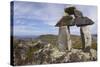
top-left (58, 26), bottom-right (68, 51)
top-left (74, 9), bottom-right (94, 51)
top-left (58, 26), bottom-right (72, 51)
top-left (80, 26), bottom-right (92, 50)
top-left (55, 12), bottom-right (74, 51)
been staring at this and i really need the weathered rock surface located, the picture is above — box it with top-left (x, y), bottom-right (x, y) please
top-left (14, 40), bottom-right (97, 65)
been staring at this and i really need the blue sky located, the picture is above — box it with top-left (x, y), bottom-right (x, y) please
top-left (13, 1), bottom-right (97, 36)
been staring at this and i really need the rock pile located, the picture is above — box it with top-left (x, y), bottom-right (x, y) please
top-left (14, 40), bottom-right (97, 65)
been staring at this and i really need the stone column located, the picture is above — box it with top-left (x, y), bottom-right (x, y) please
top-left (73, 8), bottom-right (93, 51)
top-left (55, 11), bottom-right (74, 51)
top-left (58, 26), bottom-right (72, 51)
top-left (80, 26), bottom-right (92, 50)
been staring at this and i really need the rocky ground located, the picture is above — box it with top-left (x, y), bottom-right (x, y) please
top-left (13, 40), bottom-right (97, 66)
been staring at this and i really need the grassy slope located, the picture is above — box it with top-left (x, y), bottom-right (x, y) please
top-left (13, 34), bottom-right (97, 49)
top-left (35, 34), bottom-right (97, 49)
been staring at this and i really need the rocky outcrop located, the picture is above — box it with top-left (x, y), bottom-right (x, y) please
top-left (14, 40), bottom-right (97, 65)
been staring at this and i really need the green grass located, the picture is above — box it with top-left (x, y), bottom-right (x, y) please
top-left (36, 34), bottom-right (97, 49)
top-left (13, 34), bottom-right (97, 50)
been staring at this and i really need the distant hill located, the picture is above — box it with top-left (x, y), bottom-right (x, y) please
top-left (13, 35), bottom-right (38, 40)
top-left (35, 34), bottom-right (58, 45)
top-left (35, 34), bottom-right (97, 49)
top-left (13, 34), bottom-right (97, 49)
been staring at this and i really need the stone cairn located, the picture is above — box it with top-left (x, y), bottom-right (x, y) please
top-left (55, 12), bottom-right (75, 51)
top-left (55, 6), bottom-right (94, 52)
